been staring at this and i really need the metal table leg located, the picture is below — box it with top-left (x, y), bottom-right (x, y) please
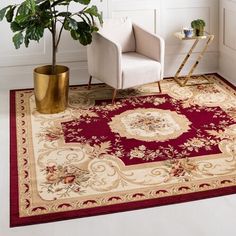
top-left (174, 35), bottom-right (215, 87)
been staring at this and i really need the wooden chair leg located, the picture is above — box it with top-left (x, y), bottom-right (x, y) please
top-left (158, 81), bottom-right (162, 93)
top-left (112, 89), bottom-right (117, 104)
top-left (88, 76), bottom-right (92, 90)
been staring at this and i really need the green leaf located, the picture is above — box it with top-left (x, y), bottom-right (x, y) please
top-left (57, 12), bottom-right (71, 17)
top-left (68, 17), bottom-right (78, 30)
top-left (38, 0), bottom-right (50, 11)
top-left (6, 6), bottom-right (16, 23)
top-left (26, 25), bottom-right (44, 41)
top-left (15, 14), bottom-right (29, 24)
top-left (91, 25), bottom-right (98, 32)
top-left (24, 34), bottom-right (30, 47)
top-left (39, 11), bottom-right (52, 28)
top-left (13, 32), bottom-right (24, 49)
top-left (85, 5), bottom-right (103, 24)
top-left (77, 21), bottom-right (90, 31)
top-left (78, 31), bottom-right (92, 45)
top-left (63, 18), bottom-right (70, 30)
top-left (76, 21), bottom-right (93, 45)
top-left (74, 0), bottom-right (91, 5)
top-left (84, 5), bottom-right (98, 15)
top-left (17, 2), bottom-right (30, 16)
top-left (52, 0), bottom-right (71, 7)
top-left (0, 6), bottom-right (10, 21)
top-left (35, 0), bottom-right (47, 3)
top-left (70, 29), bottom-right (80, 40)
top-left (26, 0), bottom-right (36, 14)
top-left (97, 14), bottom-right (103, 25)
top-left (10, 21), bottom-right (24, 32)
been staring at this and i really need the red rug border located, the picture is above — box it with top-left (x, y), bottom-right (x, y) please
top-left (10, 73), bottom-right (236, 227)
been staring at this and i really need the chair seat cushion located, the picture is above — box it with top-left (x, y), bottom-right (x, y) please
top-left (121, 52), bottom-right (161, 89)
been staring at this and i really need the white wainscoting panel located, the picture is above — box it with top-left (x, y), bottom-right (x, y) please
top-left (223, 8), bottom-right (236, 50)
top-left (112, 9), bottom-right (157, 33)
top-left (219, 0), bottom-right (236, 84)
top-left (110, 0), bottom-right (161, 34)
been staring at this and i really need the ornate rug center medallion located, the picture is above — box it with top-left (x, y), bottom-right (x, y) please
top-left (109, 108), bottom-right (191, 142)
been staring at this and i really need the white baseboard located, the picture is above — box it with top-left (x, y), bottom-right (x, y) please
top-left (217, 71), bottom-right (236, 86)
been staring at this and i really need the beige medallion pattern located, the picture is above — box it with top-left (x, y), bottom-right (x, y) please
top-left (109, 108), bottom-right (191, 142)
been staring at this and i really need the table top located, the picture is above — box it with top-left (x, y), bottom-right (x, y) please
top-left (174, 32), bottom-right (214, 40)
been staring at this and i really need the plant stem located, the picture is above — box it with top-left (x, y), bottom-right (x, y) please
top-left (56, 21), bottom-right (65, 49)
top-left (56, 5), bottom-right (69, 50)
top-left (50, 4), bottom-right (57, 74)
top-left (52, 20), bottom-right (56, 74)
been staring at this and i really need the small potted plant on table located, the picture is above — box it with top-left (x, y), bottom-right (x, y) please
top-left (0, 0), bottom-right (102, 114)
top-left (191, 19), bottom-right (206, 36)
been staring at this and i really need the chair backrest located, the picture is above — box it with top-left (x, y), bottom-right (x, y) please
top-left (99, 18), bottom-right (136, 53)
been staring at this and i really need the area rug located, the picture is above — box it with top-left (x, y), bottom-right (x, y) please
top-left (10, 74), bottom-right (236, 227)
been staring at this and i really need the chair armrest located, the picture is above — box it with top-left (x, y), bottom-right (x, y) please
top-left (133, 24), bottom-right (165, 78)
top-left (87, 32), bottom-right (122, 89)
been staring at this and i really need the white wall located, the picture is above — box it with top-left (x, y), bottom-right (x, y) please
top-left (0, 0), bottom-right (219, 89)
top-left (218, 0), bottom-right (236, 84)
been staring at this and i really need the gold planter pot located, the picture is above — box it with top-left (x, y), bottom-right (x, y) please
top-left (34, 65), bottom-right (69, 114)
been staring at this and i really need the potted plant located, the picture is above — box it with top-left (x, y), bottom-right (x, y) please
top-left (191, 19), bottom-right (206, 36)
top-left (0, 0), bottom-right (102, 114)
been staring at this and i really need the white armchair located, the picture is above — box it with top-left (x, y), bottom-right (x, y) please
top-left (87, 18), bottom-right (165, 103)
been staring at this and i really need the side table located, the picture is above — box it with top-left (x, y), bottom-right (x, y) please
top-left (174, 32), bottom-right (214, 87)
